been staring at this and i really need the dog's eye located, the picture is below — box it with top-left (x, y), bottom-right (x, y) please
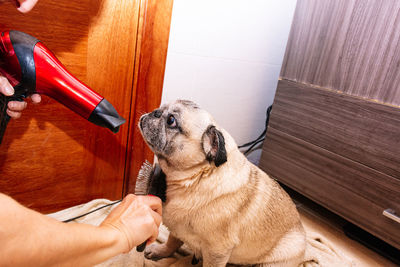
top-left (167, 115), bottom-right (176, 126)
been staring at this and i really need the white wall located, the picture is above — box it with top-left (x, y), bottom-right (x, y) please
top-left (161, 0), bottom-right (297, 164)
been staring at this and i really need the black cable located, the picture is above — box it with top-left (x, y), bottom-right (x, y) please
top-left (238, 128), bottom-right (266, 148)
top-left (62, 199), bottom-right (122, 223)
top-left (243, 137), bottom-right (265, 155)
top-left (238, 105), bottom-right (272, 151)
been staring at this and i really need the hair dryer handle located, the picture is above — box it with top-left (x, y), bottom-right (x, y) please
top-left (0, 86), bottom-right (25, 144)
top-left (0, 94), bottom-right (11, 144)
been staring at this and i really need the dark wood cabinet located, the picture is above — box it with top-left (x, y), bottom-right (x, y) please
top-left (259, 0), bottom-right (400, 249)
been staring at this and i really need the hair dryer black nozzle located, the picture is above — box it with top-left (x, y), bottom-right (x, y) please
top-left (88, 99), bottom-right (126, 133)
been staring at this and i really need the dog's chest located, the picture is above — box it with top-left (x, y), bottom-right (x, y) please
top-left (162, 200), bottom-right (206, 247)
top-left (163, 200), bottom-right (195, 231)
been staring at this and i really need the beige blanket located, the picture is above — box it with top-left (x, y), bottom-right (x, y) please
top-left (48, 199), bottom-right (353, 267)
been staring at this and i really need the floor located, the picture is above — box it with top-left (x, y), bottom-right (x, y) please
top-left (286, 187), bottom-right (399, 267)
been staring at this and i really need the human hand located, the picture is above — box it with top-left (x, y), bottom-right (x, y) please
top-left (0, 1), bottom-right (40, 118)
top-left (100, 194), bottom-right (162, 253)
top-left (0, 75), bottom-right (41, 119)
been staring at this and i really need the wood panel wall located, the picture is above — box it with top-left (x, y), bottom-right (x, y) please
top-left (260, 0), bottom-right (400, 249)
top-left (281, 0), bottom-right (400, 106)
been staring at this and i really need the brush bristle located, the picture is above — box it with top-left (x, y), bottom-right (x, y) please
top-left (135, 160), bottom-right (154, 195)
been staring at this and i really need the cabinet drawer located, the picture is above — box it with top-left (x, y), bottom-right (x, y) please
top-left (259, 128), bottom-right (400, 249)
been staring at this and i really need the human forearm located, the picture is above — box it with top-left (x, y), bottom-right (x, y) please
top-left (38, 222), bottom-right (124, 266)
top-left (0, 194), bottom-right (124, 266)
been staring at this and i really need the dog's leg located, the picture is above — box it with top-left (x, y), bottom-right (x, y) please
top-left (201, 248), bottom-right (232, 267)
top-left (144, 233), bottom-right (183, 261)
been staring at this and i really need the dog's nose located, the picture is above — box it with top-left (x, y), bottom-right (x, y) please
top-left (152, 109), bottom-right (162, 118)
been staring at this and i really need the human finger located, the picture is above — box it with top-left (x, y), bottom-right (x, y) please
top-left (146, 222), bottom-right (160, 245)
top-left (150, 209), bottom-right (162, 228)
top-left (0, 76), bottom-right (14, 96)
top-left (16, 0), bottom-right (38, 13)
top-left (30, 93), bottom-right (41, 104)
top-left (8, 101), bottom-right (27, 111)
top-left (137, 195), bottom-right (162, 216)
top-left (6, 109), bottom-right (21, 119)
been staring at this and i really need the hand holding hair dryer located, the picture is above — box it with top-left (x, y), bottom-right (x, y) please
top-left (0, 30), bottom-right (126, 143)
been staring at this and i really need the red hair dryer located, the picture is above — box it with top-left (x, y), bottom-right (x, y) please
top-left (0, 30), bottom-right (126, 143)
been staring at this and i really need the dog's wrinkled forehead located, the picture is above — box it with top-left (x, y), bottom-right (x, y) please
top-left (160, 99), bottom-right (199, 112)
top-left (161, 100), bottom-right (212, 134)
top-left (175, 99), bottom-right (200, 109)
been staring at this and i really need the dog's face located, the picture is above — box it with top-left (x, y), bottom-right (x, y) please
top-left (139, 100), bottom-right (227, 170)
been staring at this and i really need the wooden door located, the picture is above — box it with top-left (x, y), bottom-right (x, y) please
top-left (0, 0), bottom-right (172, 213)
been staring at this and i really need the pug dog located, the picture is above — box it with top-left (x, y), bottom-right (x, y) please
top-left (139, 100), bottom-right (306, 267)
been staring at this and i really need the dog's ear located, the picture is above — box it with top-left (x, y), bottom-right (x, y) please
top-left (202, 125), bottom-right (227, 167)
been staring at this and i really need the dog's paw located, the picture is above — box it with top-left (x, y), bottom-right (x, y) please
top-left (144, 243), bottom-right (174, 261)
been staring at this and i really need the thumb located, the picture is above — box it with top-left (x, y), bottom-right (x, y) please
top-left (102, 195), bottom-right (136, 224)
